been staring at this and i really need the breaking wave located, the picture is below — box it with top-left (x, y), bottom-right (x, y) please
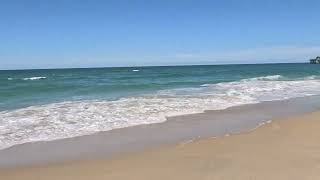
top-left (1, 75), bottom-right (320, 150)
top-left (244, 75), bottom-right (283, 81)
top-left (23, 77), bottom-right (47, 80)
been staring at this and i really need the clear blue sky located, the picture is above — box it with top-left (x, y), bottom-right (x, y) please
top-left (1, 0), bottom-right (320, 69)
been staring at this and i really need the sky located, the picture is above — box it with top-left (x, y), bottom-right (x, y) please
top-left (0, 0), bottom-right (320, 69)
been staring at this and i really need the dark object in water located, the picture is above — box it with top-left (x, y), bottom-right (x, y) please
top-left (310, 56), bottom-right (320, 64)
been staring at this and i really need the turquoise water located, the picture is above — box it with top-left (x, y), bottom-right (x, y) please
top-left (1, 63), bottom-right (320, 149)
top-left (1, 63), bottom-right (320, 111)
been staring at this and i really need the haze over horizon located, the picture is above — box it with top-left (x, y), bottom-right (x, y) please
top-left (1, 0), bottom-right (320, 70)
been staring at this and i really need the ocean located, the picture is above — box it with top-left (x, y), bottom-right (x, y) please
top-left (1, 63), bottom-right (320, 150)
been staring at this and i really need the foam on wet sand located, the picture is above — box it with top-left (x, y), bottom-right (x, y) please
top-left (1, 110), bottom-right (320, 180)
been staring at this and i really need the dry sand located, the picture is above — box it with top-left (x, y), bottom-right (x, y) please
top-left (1, 111), bottom-right (320, 180)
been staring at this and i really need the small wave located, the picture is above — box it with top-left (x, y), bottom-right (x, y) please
top-left (304, 75), bottom-right (320, 80)
top-left (200, 84), bottom-right (210, 87)
top-left (7, 78), bottom-right (13, 80)
top-left (132, 69), bottom-right (140, 72)
top-left (23, 77), bottom-right (47, 80)
top-left (245, 75), bottom-right (283, 81)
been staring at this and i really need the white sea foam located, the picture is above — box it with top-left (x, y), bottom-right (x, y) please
top-left (132, 69), bottom-right (140, 72)
top-left (23, 77), bottom-right (47, 80)
top-left (1, 75), bottom-right (320, 150)
top-left (200, 84), bottom-right (210, 87)
top-left (7, 78), bottom-right (13, 80)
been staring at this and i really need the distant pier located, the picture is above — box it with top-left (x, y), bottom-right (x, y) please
top-left (310, 56), bottom-right (320, 64)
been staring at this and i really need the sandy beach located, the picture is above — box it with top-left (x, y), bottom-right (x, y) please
top-left (1, 110), bottom-right (320, 179)
top-left (1, 0), bottom-right (320, 179)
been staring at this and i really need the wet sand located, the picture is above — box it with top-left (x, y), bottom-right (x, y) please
top-left (1, 107), bottom-right (320, 179)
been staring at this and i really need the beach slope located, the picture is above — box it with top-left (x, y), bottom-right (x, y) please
top-left (1, 111), bottom-right (320, 180)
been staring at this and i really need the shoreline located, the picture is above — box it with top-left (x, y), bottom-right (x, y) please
top-left (1, 95), bottom-right (320, 169)
top-left (1, 105), bottom-right (320, 179)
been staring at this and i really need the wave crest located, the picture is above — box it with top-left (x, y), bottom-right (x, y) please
top-left (245, 75), bottom-right (283, 81)
top-left (23, 77), bottom-right (47, 80)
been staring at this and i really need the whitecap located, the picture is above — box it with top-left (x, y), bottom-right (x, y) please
top-left (23, 77), bottom-right (47, 80)
top-left (245, 75), bottom-right (283, 81)
top-left (200, 84), bottom-right (210, 87)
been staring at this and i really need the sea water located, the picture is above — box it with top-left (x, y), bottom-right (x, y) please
top-left (1, 63), bottom-right (320, 149)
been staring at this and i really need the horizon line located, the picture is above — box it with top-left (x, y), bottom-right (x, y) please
top-left (0, 61), bottom-right (307, 71)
